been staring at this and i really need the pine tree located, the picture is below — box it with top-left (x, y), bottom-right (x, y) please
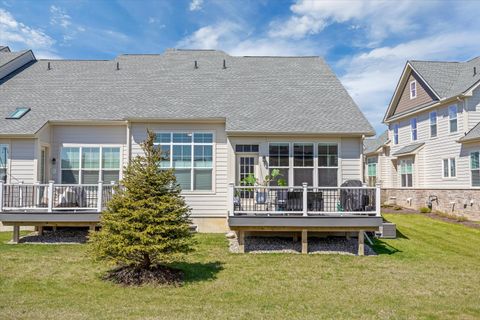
top-left (89, 130), bottom-right (194, 272)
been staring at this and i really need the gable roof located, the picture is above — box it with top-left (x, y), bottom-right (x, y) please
top-left (459, 121), bottom-right (480, 143)
top-left (364, 130), bottom-right (388, 154)
top-left (392, 142), bottom-right (424, 156)
top-left (0, 48), bottom-right (375, 136)
top-left (0, 50), bottom-right (27, 68)
top-left (0, 46), bottom-right (11, 52)
top-left (385, 57), bottom-right (480, 122)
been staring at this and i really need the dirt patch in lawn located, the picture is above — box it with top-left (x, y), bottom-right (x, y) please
top-left (103, 265), bottom-right (184, 286)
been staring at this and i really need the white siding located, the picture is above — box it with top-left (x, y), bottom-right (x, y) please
top-left (340, 137), bottom-right (362, 182)
top-left (130, 122), bottom-right (228, 217)
top-left (0, 139), bottom-right (37, 184)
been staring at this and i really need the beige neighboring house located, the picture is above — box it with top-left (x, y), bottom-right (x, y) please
top-left (380, 57), bottom-right (480, 220)
top-left (363, 131), bottom-right (389, 187)
top-left (0, 46), bottom-right (382, 252)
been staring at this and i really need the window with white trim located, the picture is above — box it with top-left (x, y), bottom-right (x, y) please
top-left (449, 104), bottom-right (458, 133)
top-left (399, 159), bottom-right (413, 187)
top-left (0, 144), bottom-right (8, 182)
top-left (318, 143), bottom-right (338, 187)
top-left (409, 80), bottom-right (417, 99)
top-left (293, 143), bottom-right (314, 186)
top-left (393, 124), bottom-right (399, 145)
top-left (155, 132), bottom-right (213, 191)
top-left (429, 111), bottom-right (437, 138)
top-left (61, 146), bottom-right (121, 184)
top-left (410, 118), bottom-right (417, 141)
top-left (367, 157), bottom-right (377, 187)
top-left (470, 152), bottom-right (480, 187)
top-left (443, 158), bottom-right (456, 178)
top-left (268, 143), bottom-right (289, 186)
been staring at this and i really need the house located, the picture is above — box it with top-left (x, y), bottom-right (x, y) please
top-left (380, 57), bottom-right (480, 220)
top-left (0, 46), bottom-right (381, 252)
top-left (363, 131), bottom-right (389, 187)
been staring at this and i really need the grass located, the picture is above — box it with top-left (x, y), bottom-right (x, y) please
top-left (0, 214), bottom-right (479, 319)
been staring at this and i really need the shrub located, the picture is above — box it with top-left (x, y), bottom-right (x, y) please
top-left (420, 207), bottom-right (432, 214)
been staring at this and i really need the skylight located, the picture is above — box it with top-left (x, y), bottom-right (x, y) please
top-left (6, 108), bottom-right (30, 119)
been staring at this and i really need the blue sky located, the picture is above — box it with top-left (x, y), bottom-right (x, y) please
top-left (1, 0), bottom-right (480, 134)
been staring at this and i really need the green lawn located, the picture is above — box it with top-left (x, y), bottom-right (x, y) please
top-left (1, 214), bottom-right (479, 320)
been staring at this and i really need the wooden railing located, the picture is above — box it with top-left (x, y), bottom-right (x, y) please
top-left (228, 183), bottom-right (381, 217)
top-left (0, 181), bottom-right (117, 213)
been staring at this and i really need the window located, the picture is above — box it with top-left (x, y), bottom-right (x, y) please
top-left (429, 111), bottom-right (437, 138)
top-left (471, 152), bottom-right (480, 187)
top-left (61, 146), bottom-right (121, 184)
top-left (367, 157), bottom-right (377, 187)
top-left (393, 124), bottom-right (399, 145)
top-left (318, 143), bottom-right (338, 186)
top-left (155, 132), bottom-right (213, 191)
top-left (269, 143), bottom-right (289, 186)
top-left (399, 159), bottom-right (413, 187)
top-left (293, 143), bottom-right (314, 186)
top-left (449, 105), bottom-right (458, 133)
top-left (6, 107), bottom-right (30, 119)
top-left (235, 145), bottom-right (259, 153)
top-left (0, 145), bottom-right (8, 182)
top-left (410, 81), bottom-right (417, 99)
top-left (410, 118), bottom-right (417, 141)
top-left (442, 158), bottom-right (456, 178)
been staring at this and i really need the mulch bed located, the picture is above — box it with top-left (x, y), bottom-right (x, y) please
top-left (103, 265), bottom-right (184, 286)
top-left (382, 206), bottom-right (480, 229)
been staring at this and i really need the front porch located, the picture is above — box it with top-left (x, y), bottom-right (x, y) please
top-left (227, 184), bottom-right (382, 255)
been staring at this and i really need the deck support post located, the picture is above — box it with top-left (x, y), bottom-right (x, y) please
top-left (301, 229), bottom-right (308, 254)
top-left (227, 183), bottom-right (235, 217)
top-left (358, 230), bottom-right (364, 256)
top-left (37, 226), bottom-right (44, 236)
top-left (89, 224), bottom-right (96, 232)
top-left (12, 225), bottom-right (20, 244)
top-left (238, 230), bottom-right (245, 253)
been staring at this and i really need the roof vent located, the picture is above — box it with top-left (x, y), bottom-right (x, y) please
top-left (194, 60), bottom-right (198, 69)
top-left (223, 59), bottom-right (227, 69)
top-left (116, 62), bottom-right (120, 71)
top-left (474, 67), bottom-right (477, 76)
top-left (47, 62), bottom-right (51, 70)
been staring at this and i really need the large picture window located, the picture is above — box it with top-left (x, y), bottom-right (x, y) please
top-left (0, 144), bottom-right (8, 182)
top-left (293, 143), bottom-right (313, 186)
top-left (61, 146), bottom-right (121, 184)
top-left (318, 143), bottom-right (338, 187)
top-left (155, 132), bottom-right (213, 191)
top-left (471, 152), bottom-right (480, 187)
top-left (268, 143), bottom-right (289, 186)
top-left (399, 159), bottom-right (413, 187)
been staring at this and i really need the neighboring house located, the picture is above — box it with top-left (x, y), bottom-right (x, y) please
top-left (380, 57), bottom-right (480, 220)
top-left (0, 47), bottom-right (381, 252)
top-left (363, 131), bottom-right (389, 187)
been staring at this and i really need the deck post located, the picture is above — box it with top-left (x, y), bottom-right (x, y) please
top-left (97, 181), bottom-right (103, 212)
top-left (302, 182), bottom-right (308, 216)
top-left (375, 183), bottom-right (381, 216)
top-left (238, 230), bottom-right (245, 253)
top-left (37, 226), bottom-right (44, 236)
top-left (301, 229), bottom-right (308, 254)
top-left (0, 180), bottom-right (4, 212)
top-left (228, 183), bottom-right (235, 217)
top-left (12, 225), bottom-right (20, 244)
top-left (358, 230), bottom-right (365, 256)
top-left (47, 180), bottom-right (54, 213)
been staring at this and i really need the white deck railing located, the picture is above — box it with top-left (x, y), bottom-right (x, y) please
top-left (228, 183), bottom-right (381, 217)
top-left (0, 181), bottom-right (116, 213)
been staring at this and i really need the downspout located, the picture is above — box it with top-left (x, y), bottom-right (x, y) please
top-left (126, 121), bottom-right (132, 163)
top-left (361, 135), bottom-right (365, 183)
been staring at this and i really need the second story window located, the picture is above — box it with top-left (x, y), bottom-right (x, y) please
top-left (410, 118), bottom-right (417, 141)
top-left (449, 105), bottom-right (458, 133)
top-left (429, 111), bottom-right (437, 138)
top-left (409, 80), bottom-right (417, 99)
top-left (393, 124), bottom-right (399, 145)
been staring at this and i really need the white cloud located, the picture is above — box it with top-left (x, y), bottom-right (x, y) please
top-left (269, 0), bottom-right (428, 43)
top-left (339, 32), bottom-right (480, 133)
top-left (0, 8), bottom-right (55, 49)
top-left (177, 22), bottom-right (241, 49)
top-left (189, 0), bottom-right (203, 11)
top-left (49, 5), bottom-right (71, 28)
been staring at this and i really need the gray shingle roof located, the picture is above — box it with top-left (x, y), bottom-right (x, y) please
top-left (459, 121), bottom-right (480, 142)
top-left (409, 57), bottom-right (480, 98)
top-left (0, 49), bottom-right (374, 135)
top-left (0, 50), bottom-right (26, 68)
top-left (364, 130), bottom-right (388, 154)
top-left (0, 46), bottom-right (10, 52)
top-left (392, 142), bottom-right (425, 156)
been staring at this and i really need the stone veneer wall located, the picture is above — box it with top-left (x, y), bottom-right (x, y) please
top-left (381, 188), bottom-right (480, 221)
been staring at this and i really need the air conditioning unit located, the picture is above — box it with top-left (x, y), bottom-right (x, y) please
top-left (379, 222), bottom-right (396, 239)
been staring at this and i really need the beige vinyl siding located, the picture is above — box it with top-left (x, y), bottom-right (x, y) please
top-left (466, 86), bottom-right (480, 130)
top-left (0, 139), bottom-right (37, 184)
top-left (340, 137), bottom-right (362, 182)
top-left (51, 125), bottom-right (127, 183)
top-left (130, 122), bottom-right (228, 217)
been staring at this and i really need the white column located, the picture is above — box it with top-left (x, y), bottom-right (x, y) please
top-left (47, 180), bottom-right (54, 213)
top-left (0, 181), bottom-right (4, 212)
top-left (228, 182), bottom-right (235, 217)
top-left (97, 181), bottom-right (103, 212)
top-left (35, 181), bottom-right (40, 208)
top-left (302, 182), bottom-right (308, 216)
top-left (375, 182), bottom-right (381, 216)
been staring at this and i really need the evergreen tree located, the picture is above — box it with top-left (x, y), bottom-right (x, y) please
top-left (90, 130), bottom-right (194, 270)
